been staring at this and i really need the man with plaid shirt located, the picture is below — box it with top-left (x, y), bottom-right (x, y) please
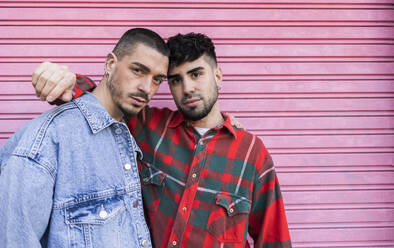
top-left (33, 32), bottom-right (291, 248)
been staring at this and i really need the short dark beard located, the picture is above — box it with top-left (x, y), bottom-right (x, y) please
top-left (176, 83), bottom-right (218, 121)
top-left (107, 75), bottom-right (148, 118)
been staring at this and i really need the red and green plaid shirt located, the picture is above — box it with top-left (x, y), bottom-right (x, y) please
top-left (75, 76), bottom-right (291, 248)
top-left (129, 107), bottom-right (291, 248)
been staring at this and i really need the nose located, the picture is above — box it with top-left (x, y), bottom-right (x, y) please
top-left (183, 78), bottom-right (195, 95)
top-left (137, 77), bottom-right (152, 94)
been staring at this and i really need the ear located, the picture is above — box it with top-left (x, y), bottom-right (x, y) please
top-left (105, 52), bottom-right (118, 75)
top-left (214, 67), bottom-right (223, 88)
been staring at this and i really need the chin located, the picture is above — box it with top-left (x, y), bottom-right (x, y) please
top-left (181, 110), bottom-right (206, 121)
top-left (120, 107), bottom-right (140, 117)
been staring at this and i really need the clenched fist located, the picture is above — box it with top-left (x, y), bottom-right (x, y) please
top-left (32, 61), bottom-right (76, 102)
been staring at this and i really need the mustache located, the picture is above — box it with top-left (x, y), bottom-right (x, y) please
top-left (182, 93), bottom-right (202, 104)
top-left (128, 91), bottom-right (149, 102)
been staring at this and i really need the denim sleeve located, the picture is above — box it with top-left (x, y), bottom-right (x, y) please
top-left (0, 155), bottom-right (54, 247)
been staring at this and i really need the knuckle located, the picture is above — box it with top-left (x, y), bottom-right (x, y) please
top-left (40, 71), bottom-right (50, 80)
top-left (60, 65), bottom-right (69, 71)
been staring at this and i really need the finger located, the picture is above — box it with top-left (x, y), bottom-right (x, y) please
top-left (46, 73), bottom-right (76, 102)
top-left (236, 122), bottom-right (244, 129)
top-left (40, 70), bottom-right (65, 99)
top-left (228, 114), bottom-right (243, 129)
top-left (32, 61), bottom-right (51, 87)
top-left (235, 121), bottom-right (244, 129)
top-left (46, 83), bottom-right (67, 103)
top-left (60, 89), bottom-right (73, 102)
top-left (35, 69), bottom-right (56, 98)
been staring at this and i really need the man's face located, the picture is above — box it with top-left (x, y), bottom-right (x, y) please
top-left (167, 55), bottom-right (221, 121)
top-left (106, 43), bottom-right (168, 117)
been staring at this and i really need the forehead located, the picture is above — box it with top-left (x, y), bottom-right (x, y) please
top-left (121, 43), bottom-right (169, 74)
top-left (169, 55), bottom-right (213, 75)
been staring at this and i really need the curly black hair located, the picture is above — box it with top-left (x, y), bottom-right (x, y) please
top-left (167, 33), bottom-right (217, 70)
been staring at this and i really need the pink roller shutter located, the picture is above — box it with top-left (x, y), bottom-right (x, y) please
top-left (0, 1), bottom-right (393, 247)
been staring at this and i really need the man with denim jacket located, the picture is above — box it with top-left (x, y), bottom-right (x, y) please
top-left (30, 33), bottom-right (292, 247)
top-left (0, 28), bottom-right (169, 247)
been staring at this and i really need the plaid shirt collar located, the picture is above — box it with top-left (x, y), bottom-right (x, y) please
top-left (168, 111), bottom-right (238, 138)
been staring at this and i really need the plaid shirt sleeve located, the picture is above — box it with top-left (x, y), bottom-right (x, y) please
top-left (248, 142), bottom-right (291, 247)
top-left (74, 74), bottom-right (96, 97)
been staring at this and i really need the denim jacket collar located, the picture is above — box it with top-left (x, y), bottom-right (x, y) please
top-left (73, 92), bottom-right (117, 134)
top-left (73, 92), bottom-right (143, 159)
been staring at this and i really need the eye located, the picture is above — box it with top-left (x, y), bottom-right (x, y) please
top-left (169, 78), bottom-right (181, 85)
top-left (132, 67), bottom-right (142, 75)
top-left (153, 78), bottom-right (164, 85)
top-left (191, 71), bottom-right (201, 79)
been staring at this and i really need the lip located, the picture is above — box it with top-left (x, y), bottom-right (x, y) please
top-left (130, 96), bottom-right (146, 107)
top-left (184, 98), bottom-right (201, 107)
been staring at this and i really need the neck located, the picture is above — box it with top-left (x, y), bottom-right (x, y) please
top-left (189, 102), bottom-right (224, 128)
top-left (92, 78), bottom-right (124, 121)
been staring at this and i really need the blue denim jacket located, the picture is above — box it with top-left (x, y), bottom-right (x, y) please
top-left (0, 92), bottom-right (152, 248)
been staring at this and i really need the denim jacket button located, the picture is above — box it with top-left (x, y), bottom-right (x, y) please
top-left (124, 163), bottom-right (132, 170)
top-left (141, 240), bottom-right (148, 247)
top-left (99, 209), bottom-right (108, 219)
top-left (115, 128), bottom-right (122, 134)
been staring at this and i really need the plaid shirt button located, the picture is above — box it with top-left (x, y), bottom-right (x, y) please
top-left (229, 208), bottom-right (234, 213)
top-left (182, 206), bottom-right (187, 212)
top-left (172, 240), bottom-right (177, 246)
top-left (192, 173), bottom-right (197, 178)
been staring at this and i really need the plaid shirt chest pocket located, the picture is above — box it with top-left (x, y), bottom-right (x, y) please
top-left (140, 161), bottom-right (167, 213)
top-left (206, 192), bottom-right (251, 243)
top-left (64, 194), bottom-right (133, 247)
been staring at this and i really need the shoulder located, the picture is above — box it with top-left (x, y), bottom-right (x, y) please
top-left (0, 102), bottom-right (80, 177)
top-left (1, 102), bottom-right (80, 160)
top-left (129, 106), bottom-right (178, 128)
top-left (234, 128), bottom-right (267, 153)
top-left (142, 106), bottom-right (177, 120)
top-left (234, 129), bottom-right (273, 174)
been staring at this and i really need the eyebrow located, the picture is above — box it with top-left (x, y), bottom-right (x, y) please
top-left (132, 62), bottom-right (167, 78)
top-left (167, 66), bottom-right (205, 79)
top-left (131, 62), bottom-right (150, 73)
top-left (187, 66), bottom-right (204, 74)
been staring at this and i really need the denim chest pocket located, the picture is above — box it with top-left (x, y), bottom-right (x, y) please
top-left (65, 194), bottom-right (133, 248)
top-left (65, 195), bottom-right (126, 225)
top-left (207, 192), bottom-right (251, 243)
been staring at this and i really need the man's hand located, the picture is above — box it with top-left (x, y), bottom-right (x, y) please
top-left (32, 62), bottom-right (76, 103)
